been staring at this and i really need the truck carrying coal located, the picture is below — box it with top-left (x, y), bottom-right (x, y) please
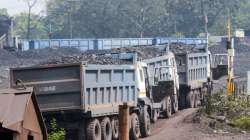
top-left (10, 46), bottom-right (180, 140)
top-left (9, 42), bottom-right (226, 140)
top-left (10, 63), bottom-right (140, 140)
top-left (71, 43), bottom-right (222, 109)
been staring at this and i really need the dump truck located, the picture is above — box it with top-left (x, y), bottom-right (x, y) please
top-left (85, 47), bottom-right (180, 117)
top-left (89, 43), bottom-right (224, 109)
top-left (10, 51), bottom-right (179, 140)
top-left (168, 43), bottom-right (228, 108)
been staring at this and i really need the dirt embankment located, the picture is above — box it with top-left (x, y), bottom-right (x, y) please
top-left (142, 109), bottom-right (250, 140)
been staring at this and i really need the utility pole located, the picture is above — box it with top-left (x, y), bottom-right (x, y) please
top-left (49, 24), bottom-right (52, 39)
top-left (119, 103), bottom-right (129, 140)
top-left (227, 17), bottom-right (235, 96)
top-left (69, 6), bottom-right (73, 39)
top-left (204, 14), bottom-right (208, 52)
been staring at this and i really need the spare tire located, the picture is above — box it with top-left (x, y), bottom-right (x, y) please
top-left (87, 118), bottom-right (101, 140)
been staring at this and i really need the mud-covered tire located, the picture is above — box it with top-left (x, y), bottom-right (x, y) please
top-left (201, 90), bottom-right (205, 106)
top-left (187, 91), bottom-right (195, 108)
top-left (194, 92), bottom-right (199, 108)
top-left (151, 110), bottom-right (158, 123)
top-left (163, 96), bottom-right (172, 118)
top-left (87, 119), bottom-right (101, 140)
top-left (101, 117), bottom-right (112, 140)
top-left (111, 117), bottom-right (119, 140)
top-left (130, 113), bottom-right (140, 140)
top-left (140, 106), bottom-right (151, 138)
top-left (172, 94), bottom-right (179, 113)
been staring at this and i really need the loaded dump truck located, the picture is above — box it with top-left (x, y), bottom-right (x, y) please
top-left (10, 48), bottom-right (179, 140)
top-left (168, 43), bottom-right (226, 108)
top-left (89, 43), bottom-right (221, 109)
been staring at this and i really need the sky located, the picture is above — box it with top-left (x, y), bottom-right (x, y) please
top-left (0, 0), bottom-right (46, 16)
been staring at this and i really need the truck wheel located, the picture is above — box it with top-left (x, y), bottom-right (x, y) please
top-left (200, 88), bottom-right (205, 106)
top-left (194, 92), bottom-right (199, 108)
top-left (163, 96), bottom-right (172, 118)
top-left (130, 113), bottom-right (140, 140)
top-left (187, 91), bottom-right (195, 108)
top-left (101, 117), bottom-right (112, 140)
top-left (172, 94), bottom-right (179, 113)
top-left (111, 117), bottom-right (119, 140)
top-left (87, 119), bottom-right (101, 140)
top-left (151, 110), bottom-right (158, 123)
top-left (140, 106), bottom-right (151, 138)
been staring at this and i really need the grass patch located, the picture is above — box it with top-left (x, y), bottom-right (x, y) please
top-left (232, 116), bottom-right (250, 131)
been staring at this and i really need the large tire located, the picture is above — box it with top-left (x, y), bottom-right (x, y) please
top-left (187, 91), bottom-right (195, 108)
top-left (130, 113), bottom-right (140, 140)
top-left (163, 96), bottom-right (172, 118)
top-left (87, 119), bottom-right (102, 140)
top-left (111, 117), bottom-right (119, 140)
top-left (172, 94), bottom-right (179, 113)
top-left (140, 106), bottom-right (151, 138)
top-left (200, 88), bottom-right (206, 106)
top-left (194, 91), bottom-right (199, 108)
top-left (101, 117), bottom-right (112, 140)
top-left (151, 110), bottom-right (158, 123)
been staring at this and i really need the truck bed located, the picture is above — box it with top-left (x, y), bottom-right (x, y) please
top-left (10, 63), bottom-right (138, 117)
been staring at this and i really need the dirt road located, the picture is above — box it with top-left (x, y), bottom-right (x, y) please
top-left (142, 109), bottom-right (250, 140)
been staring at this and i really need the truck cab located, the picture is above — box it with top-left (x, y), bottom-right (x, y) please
top-left (135, 59), bottom-right (179, 120)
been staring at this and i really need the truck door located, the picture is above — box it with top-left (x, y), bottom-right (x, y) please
top-left (143, 67), bottom-right (151, 98)
top-left (138, 68), bottom-right (147, 98)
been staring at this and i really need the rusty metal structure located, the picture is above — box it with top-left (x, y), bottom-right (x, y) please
top-left (0, 87), bottom-right (47, 140)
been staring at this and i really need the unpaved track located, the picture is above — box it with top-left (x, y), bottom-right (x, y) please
top-left (142, 108), bottom-right (250, 140)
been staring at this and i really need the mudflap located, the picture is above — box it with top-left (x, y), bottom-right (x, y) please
top-left (178, 85), bottom-right (190, 109)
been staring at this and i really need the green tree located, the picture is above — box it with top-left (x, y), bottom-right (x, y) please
top-left (39, 0), bottom-right (250, 38)
top-left (236, 1), bottom-right (250, 30)
top-left (13, 12), bottom-right (48, 39)
top-left (0, 8), bottom-right (9, 16)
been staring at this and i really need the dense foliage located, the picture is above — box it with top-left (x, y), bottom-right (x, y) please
top-left (204, 92), bottom-right (250, 131)
top-left (48, 118), bottom-right (65, 140)
top-left (1, 0), bottom-right (250, 39)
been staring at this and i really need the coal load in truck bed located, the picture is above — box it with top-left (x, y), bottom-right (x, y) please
top-left (85, 43), bottom-right (205, 58)
top-left (41, 43), bottom-right (205, 65)
top-left (40, 54), bottom-right (132, 65)
top-left (84, 43), bottom-right (205, 57)
top-left (169, 43), bottom-right (206, 54)
top-left (85, 46), bottom-right (166, 59)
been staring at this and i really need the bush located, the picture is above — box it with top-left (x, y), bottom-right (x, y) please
top-left (203, 91), bottom-right (250, 131)
top-left (48, 118), bottom-right (65, 140)
top-left (232, 116), bottom-right (250, 130)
